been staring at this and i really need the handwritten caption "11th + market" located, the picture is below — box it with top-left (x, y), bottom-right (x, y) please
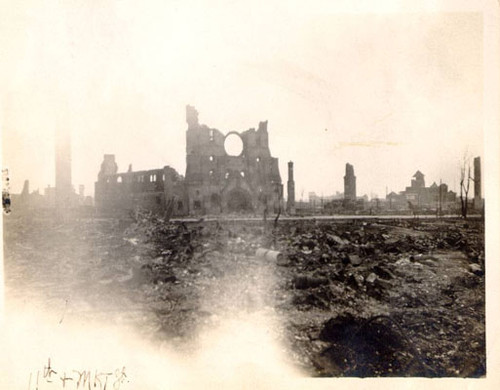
top-left (28, 358), bottom-right (128, 390)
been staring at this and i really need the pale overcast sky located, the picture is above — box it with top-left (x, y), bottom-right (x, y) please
top-left (1, 1), bottom-right (493, 200)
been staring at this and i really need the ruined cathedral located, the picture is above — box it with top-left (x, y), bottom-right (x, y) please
top-left (94, 106), bottom-right (286, 216)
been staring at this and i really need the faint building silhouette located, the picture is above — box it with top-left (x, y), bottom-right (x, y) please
top-left (287, 161), bottom-right (296, 214)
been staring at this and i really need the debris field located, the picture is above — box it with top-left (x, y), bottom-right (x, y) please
top-left (3, 214), bottom-right (485, 377)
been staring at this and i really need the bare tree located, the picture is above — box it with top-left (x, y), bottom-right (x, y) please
top-left (459, 153), bottom-right (472, 219)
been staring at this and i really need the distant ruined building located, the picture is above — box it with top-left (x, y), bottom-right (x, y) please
top-left (386, 171), bottom-right (456, 212)
top-left (95, 106), bottom-right (283, 216)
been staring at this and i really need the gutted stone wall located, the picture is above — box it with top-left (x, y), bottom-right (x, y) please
top-left (184, 105), bottom-right (283, 215)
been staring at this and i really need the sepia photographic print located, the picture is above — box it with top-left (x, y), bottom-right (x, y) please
top-left (1, 1), bottom-right (499, 389)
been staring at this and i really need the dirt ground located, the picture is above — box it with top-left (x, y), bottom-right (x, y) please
top-left (2, 213), bottom-right (485, 378)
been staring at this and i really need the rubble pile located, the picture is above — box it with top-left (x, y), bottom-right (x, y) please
top-left (270, 219), bottom-right (485, 377)
top-left (123, 211), bottom-right (268, 341)
top-left (126, 213), bottom-right (485, 377)
top-left (3, 213), bottom-right (485, 378)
